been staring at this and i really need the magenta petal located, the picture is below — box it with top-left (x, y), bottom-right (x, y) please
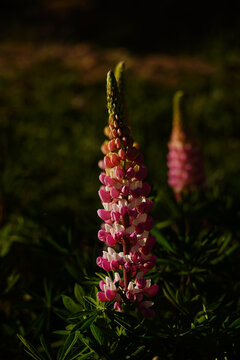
top-left (144, 284), bottom-right (159, 297)
top-left (111, 260), bottom-right (119, 271)
top-left (135, 278), bottom-right (146, 289)
top-left (105, 289), bottom-right (116, 301)
top-left (110, 188), bottom-right (120, 199)
top-left (140, 307), bottom-right (155, 317)
top-left (135, 166), bottom-right (147, 180)
top-left (126, 167), bottom-right (135, 179)
top-left (111, 211), bottom-right (120, 222)
top-left (135, 222), bottom-right (145, 234)
top-left (99, 173), bottom-right (106, 184)
top-left (98, 188), bottom-right (111, 203)
top-left (97, 292), bottom-right (108, 302)
top-left (102, 259), bottom-right (111, 271)
top-left (131, 188), bottom-right (142, 198)
top-left (96, 257), bottom-right (103, 267)
top-left (144, 215), bottom-right (154, 231)
top-left (97, 209), bottom-right (111, 221)
top-left (116, 167), bottom-right (124, 179)
top-left (99, 280), bottom-right (106, 291)
top-left (106, 234), bottom-right (117, 246)
top-left (105, 176), bottom-right (114, 187)
top-left (98, 230), bottom-right (107, 242)
top-left (121, 185), bottom-right (130, 196)
top-left (141, 182), bottom-right (151, 197)
top-left (114, 301), bottom-right (122, 312)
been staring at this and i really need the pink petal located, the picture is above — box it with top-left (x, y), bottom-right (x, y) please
top-left (98, 188), bottom-right (111, 203)
top-left (97, 209), bottom-right (111, 221)
top-left (115, 167), bottom-right (124, 179)
top-left (99, 173), bottom-right (106, 184)
top-left (106, 234), bottom-right (117, 246)
top-left (99, 280), bottom-right (106, 291)
top-left (114, 301), bottom-right (122, 312)
top-left (141, 182), bottom-right (151, 197)
top-left (110, 188), bottom-right (120, 199)
top-left (98, 230), bottom-right (107, 242)
top-left (97, 292), bottom-right (108, 302)
top-left (143, 284), bottom-right (159, 297)
top-left (105, 290), bottom-right (116, 301)
top-left (102, 259), bottom-right (111, 272)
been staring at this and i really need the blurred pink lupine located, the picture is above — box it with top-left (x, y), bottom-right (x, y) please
top-left (97, 64), bottom-right (158, 316)
top-left (167, 91), bottom-right (205, 200)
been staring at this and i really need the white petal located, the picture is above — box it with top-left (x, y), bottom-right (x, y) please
top-left (128, 282), bottom-right (134, 290)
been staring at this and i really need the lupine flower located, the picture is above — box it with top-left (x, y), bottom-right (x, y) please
top-left (97, 64), bottom-right (158, 316)
top-left (167, 91), bottom-right (205, 200)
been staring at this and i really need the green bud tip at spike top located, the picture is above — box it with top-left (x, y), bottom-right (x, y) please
top-left (106, 70), bottom-right (124, 125)
top-left (167, 91), bottom-right (206, 200)
top-left (173, 90), bottom-right (184, 127)
top-left (115, 61), bottom-right (130, 131)
top-left (114, 61), bottom-right (125, 102)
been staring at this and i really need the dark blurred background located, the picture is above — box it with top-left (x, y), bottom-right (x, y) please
top-left (0, 0), bottom-right (240, 252)
top-left (1, 0), bottom-right (240, 52)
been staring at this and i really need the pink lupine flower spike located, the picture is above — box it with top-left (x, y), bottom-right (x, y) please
top-left (97, 64), bottom-right (158, 316)
top-left (167, 91), bottom-right (205, 200)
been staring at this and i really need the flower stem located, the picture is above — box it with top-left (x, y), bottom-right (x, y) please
top-left (122, 213), bottom-right (131, 290)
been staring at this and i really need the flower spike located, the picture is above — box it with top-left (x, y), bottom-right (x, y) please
top-left (97, 66), bottom-right (158, 316)
top-left (167, 91), bottom-right (206, 200)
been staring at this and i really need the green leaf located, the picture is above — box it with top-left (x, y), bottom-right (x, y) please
top-left (90, 324), bottom-right (105, 345)
top-left (77, 334), bottom-right (94, 352)
top-left (45, 236), bottom-right (68, 254)
top-left (162, 283), bottom-right (188, 315)
top-left (229, 317), bottom-right (240, 329)
top-left (68, 350), bottom-right (94, 360)
top-left (74, 283), bottom-right (85, 306)
top-left (151, 229), bottom-right (175, 253)
top-left (77, 352), bottom-right (94, 359)
top-left (65, 262), bottom-right (80, 280)
top-left (54, 330), bottom-right (70, 336)
top-left (57, 332), bottom-right (79, 360)
top-left (80, 314), bottom-right (98, 331)
top-left (130, 345), bottom-right (146, 357)
top-left (217, 233), bottom-right (232, 254)
top-left (5, 272), bottom-right (20, 292)
top-left (83, 296), bottom-right (99, 308)
top-left (155, 219), bottom-right (174, 230)
top-left (17, 335), bottom-right (46, 360)
top-left (66, 347), bottom-right (92, 360)
top-left (68, 310), bottom-right (95, 321)
top-left (40, 335), bottom-right (52, 360)
top-left (62, 295), bottom-right (83, 313)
